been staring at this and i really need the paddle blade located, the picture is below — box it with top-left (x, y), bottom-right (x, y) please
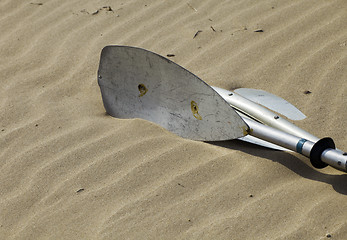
top-left (98, 46), bottom-right (247, 141)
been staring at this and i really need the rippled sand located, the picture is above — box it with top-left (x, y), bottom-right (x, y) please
top-left (1, 0), bottom-right (346, 239)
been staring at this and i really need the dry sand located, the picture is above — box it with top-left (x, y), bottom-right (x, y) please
top-left (1, 0), bottom-right (346, 239)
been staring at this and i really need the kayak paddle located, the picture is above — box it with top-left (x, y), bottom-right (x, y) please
top-left (98, 45), bottom-right (347, 173)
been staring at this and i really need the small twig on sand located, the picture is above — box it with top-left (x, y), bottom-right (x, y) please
top-left (187, 3), bottom-right (197, 12)
top-left (193, 30), bottom-right (202, 39)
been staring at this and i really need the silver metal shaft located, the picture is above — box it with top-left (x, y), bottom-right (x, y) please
top-left (243, 118), bottom-right (347, 172)
top-left (213, 86), bottom-right (319, 142)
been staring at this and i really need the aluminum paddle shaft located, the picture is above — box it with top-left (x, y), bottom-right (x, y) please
top-left (244, 118), bottom-right (347, 172)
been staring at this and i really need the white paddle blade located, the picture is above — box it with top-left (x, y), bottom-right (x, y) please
top-left (238, 135), bottom-right (291, 151)
top-left (234, 88), bottom-right (306, 120)
top-left (98, 46), bottom-right (247, 141)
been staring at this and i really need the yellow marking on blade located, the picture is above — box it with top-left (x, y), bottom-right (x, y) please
top-left (242, 126), bottom-right (252, 136)
top-left (191, 101), bottom-right (202, 120)
top-left (138, 84), bottom-right (148, 97)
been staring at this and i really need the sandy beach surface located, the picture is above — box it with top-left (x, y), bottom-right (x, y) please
top-left (1, 0), bottom-right (346, 239)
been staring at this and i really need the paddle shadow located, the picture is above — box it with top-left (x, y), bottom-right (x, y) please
top-left (207, 139), bottom-right (347, 195)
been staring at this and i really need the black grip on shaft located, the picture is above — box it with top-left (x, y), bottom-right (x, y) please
top-left (310, 137), bottom-right (335, 169)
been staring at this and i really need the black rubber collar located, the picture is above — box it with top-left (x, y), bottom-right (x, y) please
top-left (310, 137), bottom-right (335, 169)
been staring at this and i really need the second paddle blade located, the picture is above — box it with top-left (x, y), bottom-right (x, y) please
top-left (98, 46), bottom-right (247, 141)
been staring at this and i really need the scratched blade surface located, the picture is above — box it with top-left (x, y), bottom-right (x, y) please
top-left (98, 46), bottom-right (247, 141)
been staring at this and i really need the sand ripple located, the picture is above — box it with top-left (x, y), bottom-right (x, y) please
top-left (0, 0), bottom-right (346, 239)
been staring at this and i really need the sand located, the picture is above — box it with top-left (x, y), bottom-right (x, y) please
top-left (0, 0), bottom-right (346, 239)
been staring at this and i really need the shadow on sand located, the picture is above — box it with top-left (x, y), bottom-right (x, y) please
top-left (207, 139), bottom-right (347, 195)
